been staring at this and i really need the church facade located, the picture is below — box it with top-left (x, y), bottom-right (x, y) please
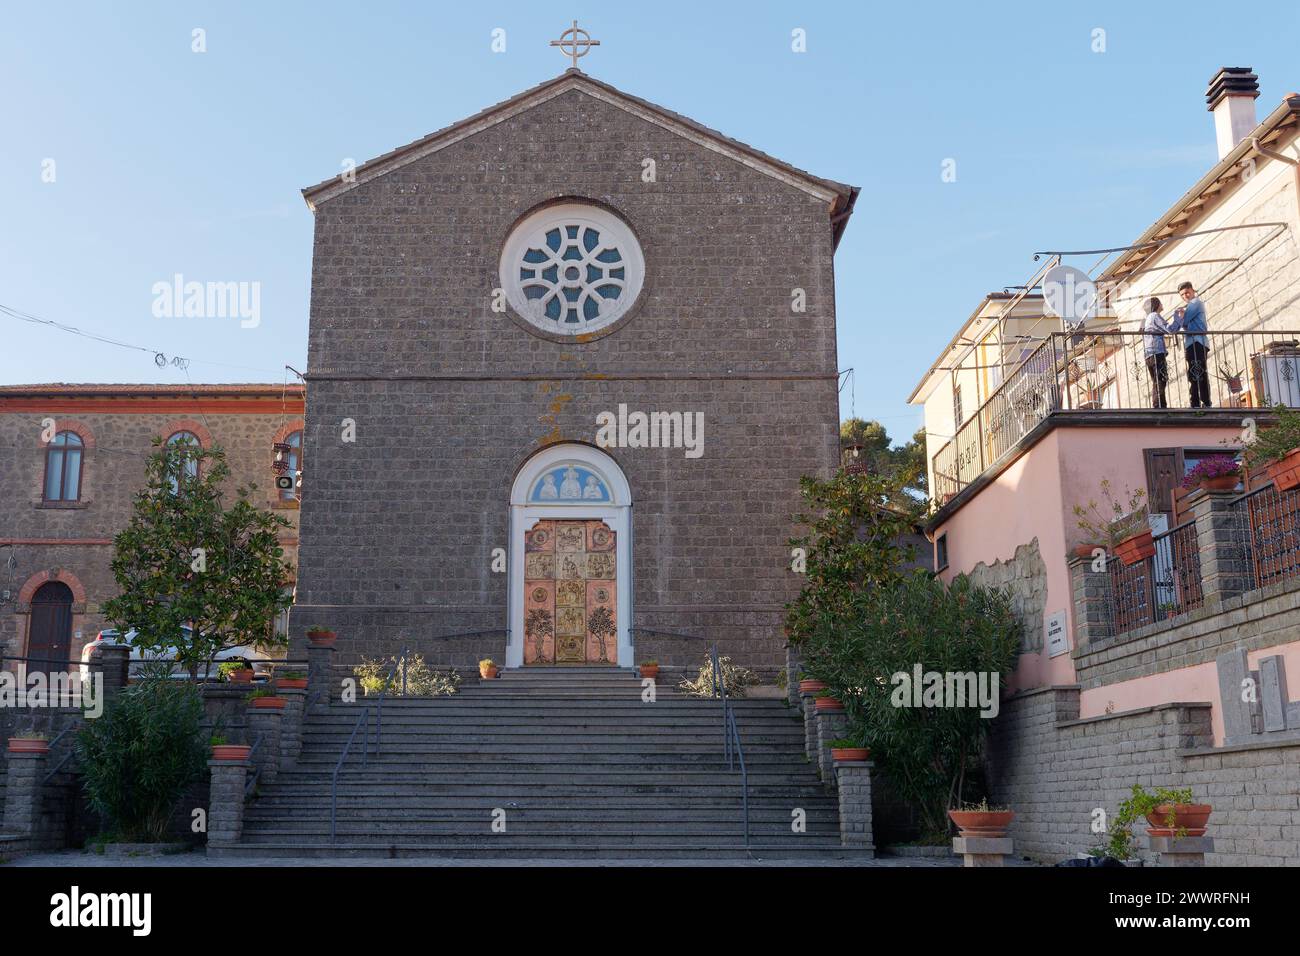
top-left (291, 69), bottom-right (858, 675)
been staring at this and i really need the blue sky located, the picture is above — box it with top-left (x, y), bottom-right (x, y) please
top-left (3, 1), bottom-right (1299, 440)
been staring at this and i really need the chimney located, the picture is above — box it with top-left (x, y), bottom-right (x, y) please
top-left (1206, 67), bottom-right (1260, 159)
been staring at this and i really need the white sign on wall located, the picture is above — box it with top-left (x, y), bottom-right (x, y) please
top-left (1046, 610), bottom-right (1069, 658)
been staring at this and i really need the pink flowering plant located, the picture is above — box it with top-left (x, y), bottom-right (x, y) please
top-left (1181, 455), bottom-right (1242, 490)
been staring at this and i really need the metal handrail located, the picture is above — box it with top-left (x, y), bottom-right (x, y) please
top-left (329, 647), bottom-right (408, 842)
top-left (39, 727), bottom-right (78, 785)
top-left (244, 732), bottom-right (265, 796)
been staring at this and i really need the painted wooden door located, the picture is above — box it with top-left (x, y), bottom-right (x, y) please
top-left (523, 519), bottom-right (617, 665)
top-left (28, 581), bottom-right (73, 678)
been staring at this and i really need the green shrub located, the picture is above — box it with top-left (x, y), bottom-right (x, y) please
top-left (1244, 404), bottom-right (1300, 470)
top-left (352, 654), bottom-right (460, 697)
top-left (76, 675), bottom-right (209, 843)
top-left (678, 655), bottom-right (758, 698)
top-left (801, 573), bottom-right (1021, 840)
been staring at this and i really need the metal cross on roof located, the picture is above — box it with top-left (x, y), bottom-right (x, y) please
top-left (550, 20), bottom-right (599, 70)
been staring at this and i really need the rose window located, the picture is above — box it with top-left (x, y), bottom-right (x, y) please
top-left (500, 203), bottom-right (645, 336)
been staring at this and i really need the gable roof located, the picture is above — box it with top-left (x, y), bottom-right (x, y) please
top-left (1097, 92), bottom-right (1300, 286)
top-left (301, 69), bottom-right (859, 247)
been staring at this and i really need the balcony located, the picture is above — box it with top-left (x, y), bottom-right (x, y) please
top-left (931, 329), bottom-right (1300, 505)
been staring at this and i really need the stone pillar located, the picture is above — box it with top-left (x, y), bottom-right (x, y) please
top-left (1067, 552), bottom-right (1114, 648)
top-left (1149, 835), bottom-right (1213, 866)
top-left (307, 644), bottom-right (335, 711)
top-left (834, 759), bottom-right (875, 855)
top-left (1189, 488), bottom-right (1253, 604)
top-left (88, 644), bottom-right (129, 704)
top-left (245, 705), bottom-right (282, 788)
top-left (2, 748), bottom-right (47, 836)
top-left (207, 756), bottom-right (249, 848)
top-left (278, 687), bottom-right (306, 768)
top-left (800, 690), bottom-right (819, 766)
top-left (814, 707), bottom-right (848, 786)
top-left (952, 836), bottom-right (1013, 867)
top-left (785, 645), bottom-right (801, 709)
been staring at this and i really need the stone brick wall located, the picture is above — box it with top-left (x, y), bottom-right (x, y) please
top-left (964, 538), bottom-right (1046, 653)
top-left (294, 85), bottom-right (846, 672)
top-left (1074, 578), bottom-right (1300, 689)
top-left (0, 403), bottom-right (301, 664)
top-left (987, 685), bottom-right (1300, 865)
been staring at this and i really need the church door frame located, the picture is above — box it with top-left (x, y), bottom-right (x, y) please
top-left (508, 444), bottom-right (632, 669)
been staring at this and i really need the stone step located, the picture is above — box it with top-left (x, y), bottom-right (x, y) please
top-left (240, 819), bottom-right (837, 835)
top-left (314, 698), bottom-right (776, 710)
top-left (245, 802), bottom-right (832, 818)
top-left (208, 842), bottom-right (855, 860)
top-left (247, 784), bottom-right (824, 799)
top-left (234, 830), bottom-right (838, 847)
top-left (263, 769), bottom-right (818, 786)
top-left (293, 741), bottom-right (803, 755)
top-left (246, 793), bottom-right (834, 809)
top-left (290, 752), bottom-right (803, 766)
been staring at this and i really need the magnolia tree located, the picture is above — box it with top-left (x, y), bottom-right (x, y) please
top-left (102, 438), bottom-right (293, 676)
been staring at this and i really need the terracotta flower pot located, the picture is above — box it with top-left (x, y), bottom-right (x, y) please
top-left (1266, 448), bottom-right (1300, 492)
top-left (814, 696), bottom-right (844, 712)
top-left (947, 809), bottom-right (1015, 838)
top-left (1144, 803), bottom-right (1212, 837)
top-left (211, 744), bottom-right (252, 761)
top-left (276, 678), bottom-right (308, 690)
top-left (227, 668), bottom-right (254, 684)
top-left (798, 679), bottom-right (827, 694)
top-left (306, 630), bottom-right (337, 648)
top-left (7, 737), bottom-right (50, 755)
top-left (1114, 529), bottom-right (1155, 567)
top-left (1073, 544), bottom-right (1103, 560)
top-left (479, 664), bottom-right (498, 680)
top-left (639, 664), bottom-right (660, 679)
top-left (250, 696), bottom-right (286, 710)
top-left (831, 747), bottom-right (870, 762)
top-left (1197, 475), bottom-right (1240, 492)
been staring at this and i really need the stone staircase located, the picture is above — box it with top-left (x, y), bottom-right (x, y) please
top-left (225, 667), bottom-right (847, 859)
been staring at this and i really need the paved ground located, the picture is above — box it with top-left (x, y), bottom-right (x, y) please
top-left (5, 848), bottom-right (994, 867)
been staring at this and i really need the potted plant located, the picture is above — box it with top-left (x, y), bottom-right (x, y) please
top-left (479, 658), bottom-right (498, 680)
top-left (1244, 405), bottom-right (1300, 492)
top-left (947, 798), bottom-right (1015, 838)
top-left (798, 675), bottom-right (828, 694)
top-left (1216, 365), bottom-right (1244, 396)
top-left (275, 669), bottom-right (308, 690)
top-left (639, 659), bottom-right (660, 679)
top-left (218, 660), bottom-right (254, 684)
top-left (306, 626), bottom-right (337, 648)
top-left (1107, 785), bottom-right (1210, 857)
top-left (1181, 454), bottom-right (1242, 493)
top-left (209, 734), bottom-right (251, 762)
top-left (1073, 481), bottom-right (1151, 566)
top-left (7, 732), bottom-right (50, 755)
top-left (813, 690), bottom-right (844, 712)
top-left (246, 687), bottom-right (286, 710)
top-left (828, 738), bottom-right (870, 762)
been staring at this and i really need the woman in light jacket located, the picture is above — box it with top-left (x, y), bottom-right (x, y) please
top-left (1142, 297), bottom-right (1170, 409)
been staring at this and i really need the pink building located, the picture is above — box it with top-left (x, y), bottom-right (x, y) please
top-left (909, 69), bottom-right (1300, 864)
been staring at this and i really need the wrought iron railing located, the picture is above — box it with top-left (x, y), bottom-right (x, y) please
top-left (932, 329), bottom-right (1300, 503)
top-left (1108, 520), bottom-right (1204, 632)
top-left (1227, 482), bottom-right (1300, 591)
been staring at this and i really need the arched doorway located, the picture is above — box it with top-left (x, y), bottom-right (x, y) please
top-left (28, 581), bottom-right (74, 678)
top-left (508, 444), bottom-right (632, 668)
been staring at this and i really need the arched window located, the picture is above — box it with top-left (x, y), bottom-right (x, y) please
top-left (43, 431), bottom-right (84, 502)
top-left (278, 430), bottom-right (302, 501)
top-left (166, 431), bottom-right (202, 494)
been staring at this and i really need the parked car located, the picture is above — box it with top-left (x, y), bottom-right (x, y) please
top-left (79, 626), bottom-right (276, 682)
